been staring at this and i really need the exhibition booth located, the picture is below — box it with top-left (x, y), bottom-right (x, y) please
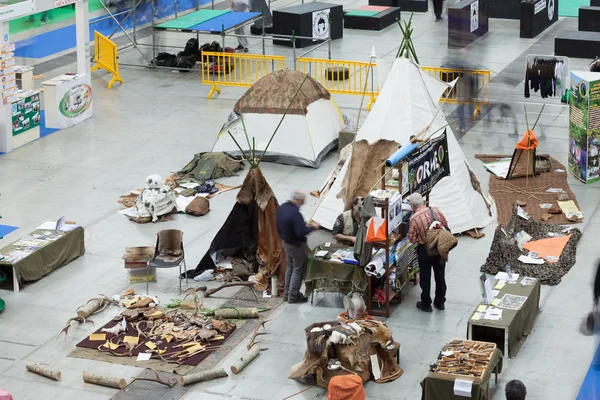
top-left (0, 0), bottom-right (93, 153)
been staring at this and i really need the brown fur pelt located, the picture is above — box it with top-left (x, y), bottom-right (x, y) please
top-left (237, 167), bottom-right (275, 211)
top-left (340, 139), bottom-right (398, 210)
top-left (289, 319), bottom-right (403, 388)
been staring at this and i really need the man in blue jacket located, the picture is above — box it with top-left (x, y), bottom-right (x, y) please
top-left (276, 190), bottom-right (320, 303)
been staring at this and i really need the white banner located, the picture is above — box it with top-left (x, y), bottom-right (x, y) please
top-left (312, 9), bottom-right (330, 41)
top-left (534, 0), bottom-right (546, 14)
top-left (54, 75), bottom-right (93, 128)
top-left (0, 0), bottom-right (35, 22)
top-left (470, 0), bottom-right (479, 33)
top-left (54, 0), bottom-right (80, 7)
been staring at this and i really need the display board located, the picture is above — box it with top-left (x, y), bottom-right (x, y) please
top-left (11, 91), bottom-right (40, 135)
top-left (568, 71), bottom-right (600, 183)
top-left (407, 129), bottom-right (450, 195)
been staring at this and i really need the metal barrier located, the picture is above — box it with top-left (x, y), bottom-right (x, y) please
top-left (200, 51), bottom-right (286, 99)
top-left (297, 57), bottom-right (378, 110)
top-left (91, 31), bottom-right (124, 89)
top-left (421, 67), bottom-right (491, 120)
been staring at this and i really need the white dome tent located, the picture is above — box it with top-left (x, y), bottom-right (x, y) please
top-left (312, 57), bottom-right (495, 234)
top-left (212, 69), bottom-right (345, 168)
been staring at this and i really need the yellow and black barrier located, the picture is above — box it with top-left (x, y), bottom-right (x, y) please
top-left (421, 66), bottom-right (491, 120)
top-left (200, 51), bottom-right (286, 99)
top-left (91, 31), bottom-right (124, 89)
top-left (297, 57), bottom-right (378, 111)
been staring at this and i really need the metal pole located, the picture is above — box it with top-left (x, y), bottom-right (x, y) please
top-left (327, 16), bottom-right (331, 60)
top-left (175, 0), bottom-right (179, 18)
top-left (261, 11), bottom-right (265, 56)
top-left (152, 0), bottom-right (156, 64)
top-left (133, 3), bottom-right (137, 44)
top-left (211, 0), bottom-right (213, 10)
top-left (292, 30), bottom-right (297, 70)
top-left (221, 24), bottom-right (226, 51)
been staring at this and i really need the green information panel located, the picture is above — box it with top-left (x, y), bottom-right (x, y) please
top-left (569, 72), bottom-right (600, 184)
top-left (11, 92), bottom-right (40, 136)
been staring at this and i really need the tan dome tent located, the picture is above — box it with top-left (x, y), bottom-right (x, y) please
top-left (212, 69), bottom-right (345, 168)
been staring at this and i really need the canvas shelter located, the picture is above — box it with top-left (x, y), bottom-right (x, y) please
top-left (189, 167), bottom-right (286, 293)
top-left (212, 69), bottom-right (345, 168)
top-left (312, 57), bottom-right (495, 234)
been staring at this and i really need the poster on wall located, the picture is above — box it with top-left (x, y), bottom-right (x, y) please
top-left (407, 130), bottom-right (451, 196)
top-left (547, 0), bottom-right (555, 20)
top-left (470, 0), bottom-right (479, 33)
top-left (11, 92), bottom-right (40, 136)
top-left (568, 72), bottom-right (600, 184)
top-left (312, 9), bottom-right (330, 41)
top-left (55, 81), bottom-right (93, 127)
top-left (533, 0), bottom-right (546, 14)
top-left (387, 194), bottom-right (403, 233)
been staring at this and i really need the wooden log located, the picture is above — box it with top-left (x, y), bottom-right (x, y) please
top-left (215, 308), bottom-right (258, 319)
top-left (179, 368), bottom-right (228, 385)
top-left (83, 372), bottom-right (127, 389)
top-left (230, 345), bottom-right (261, 374)
top-left (25, 362), bottom-right (61, 381)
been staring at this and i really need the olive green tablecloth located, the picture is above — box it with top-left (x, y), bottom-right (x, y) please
top-left (467, 275), bottom-right (541, 358)
top-left (0, 227), bottom-right (85, 286)
top-left (305, 244), bottom-right (367, 295)
top-left (421, 348), bottom-right (502, 400)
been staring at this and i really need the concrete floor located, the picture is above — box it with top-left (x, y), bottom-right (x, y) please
top-left (1, 1), bottom-right (599, 399)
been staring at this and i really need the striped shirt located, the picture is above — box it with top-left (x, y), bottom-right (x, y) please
top-left (408, 206), bottom-right (448, 245)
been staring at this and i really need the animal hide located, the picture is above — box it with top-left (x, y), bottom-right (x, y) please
top-left (289, 319), bottom-right (403, 388)
top-left (340, 140), bottom-right (398, 210)
top-left (136, 175), bottom-right (178, 222)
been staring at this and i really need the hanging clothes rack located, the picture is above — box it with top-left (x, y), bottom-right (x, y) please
top-left (524, 54), bottom-right (570, 99)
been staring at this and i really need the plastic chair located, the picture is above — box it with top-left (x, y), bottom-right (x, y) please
top-left (146, 229), bottom-right (187, 294)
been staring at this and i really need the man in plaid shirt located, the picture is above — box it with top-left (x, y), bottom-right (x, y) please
top-left (407, 193), bottom-right (448, 312)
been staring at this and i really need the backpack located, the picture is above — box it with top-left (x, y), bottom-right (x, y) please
top-left (152, 52), bottom-right (177, 68)
top-left (176, 38), bottom-right (200, 70)
top-left (425, 208), bottom-right (457, 260)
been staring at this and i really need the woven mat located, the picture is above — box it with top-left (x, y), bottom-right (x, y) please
top-left (476, 154), bottom-right (581, 226)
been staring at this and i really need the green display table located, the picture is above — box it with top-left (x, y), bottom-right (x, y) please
top-left (305, 243), bottom-right (367, 303)
top-left (467, 275), bottom-right (541, 358)
top-left (0, 226), bottom-right (85, 292)
top-left (421, 348), bottom-right (502, 400)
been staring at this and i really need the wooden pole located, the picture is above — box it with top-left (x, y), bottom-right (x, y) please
top-left (180, 368), bottom-right (228, 385)
top-left (83, 372), bottom-right (127, 389)
top-left (230, 345), bottom-right (261, 374)
top-left (26, 362), bottom-right (61, 381)
top-left (215, 308), bottom-right (258, 319)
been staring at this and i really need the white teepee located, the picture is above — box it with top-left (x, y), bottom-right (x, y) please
top-left (312, 57), bottom-right (495, 234)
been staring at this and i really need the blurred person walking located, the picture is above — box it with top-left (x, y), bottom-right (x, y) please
top-left (433, 0), bottom-right (444, 21)
top-left (232, 0), bottom-right (250, 52)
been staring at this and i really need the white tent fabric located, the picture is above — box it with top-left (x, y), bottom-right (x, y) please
top-left (312, 57), bottom-right (495, 234)
top-left (213, 98), bottom-right (344, 168)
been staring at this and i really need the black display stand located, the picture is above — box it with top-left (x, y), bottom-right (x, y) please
top-left (520, 0), bottom-right (559, 39)
top-left (344, 7), bottom-right (401, 31)
top-left (448, 0), bottom-right (489, 48)
top-left (272, 2), bottom-right (343, 48)
top-left (592, 0), bottom-right (600, 6)
top-left (555, 30), bottom-right (600, 58)
top-left (369, 0), bottom-right (428, 11)
top-left (579, 6), bottom-right (600, 32)
top-left (480, 0), bottom-right (521, 19)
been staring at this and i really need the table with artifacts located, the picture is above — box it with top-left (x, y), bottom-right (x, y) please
top-left (467, 274), bottom-right (541, 358)
top-left (305, 243), bottom-right (367, 302)
top-left (421, 339), bottom-right (503, 400)
top-left (0, 223), bottom-right (85, 292)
